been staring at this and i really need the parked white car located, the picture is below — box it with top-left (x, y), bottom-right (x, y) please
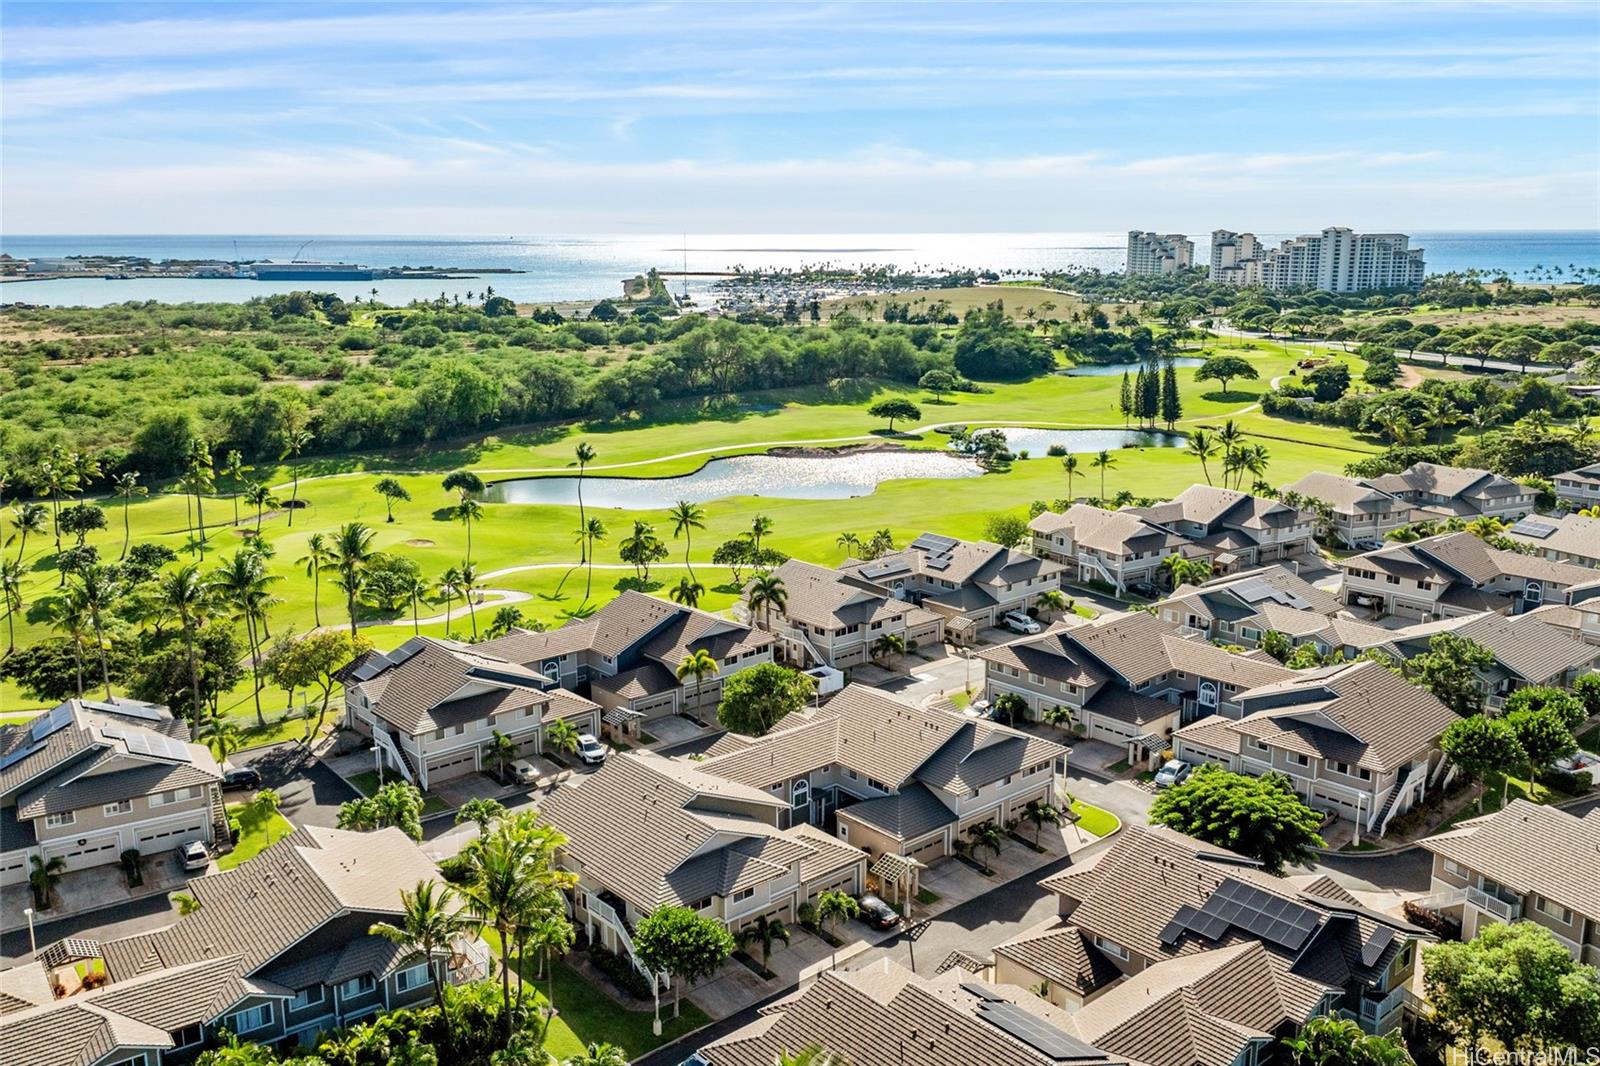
top-left (511, 758), bottom-right (540, 785)
top-left (180, 840), bottom-right (211, 872)
top-left (575, 733), bottom-right (608, 766)
top-left (1153, 759), bottom-right (1194, 789)
top-left (1001, 610), bottom-right (1042, 635)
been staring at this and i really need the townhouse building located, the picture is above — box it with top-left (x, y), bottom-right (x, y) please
top-left (1415, 800), bottom-right (1600, 968)
top-left (694, 685), bottom-right (1068, 867)
top-left (1553, 461), bottom-right (1600, 507)
top-left (341, 636), bottom-right (600, 789)
top-left (1384, 609), bottom-right (1600, 708)
top-left (477, 589), bottom-right (775, 722)
top-left (0, 827), bottom-right (486, 1066)
top-left (757, 558), bottom-right (945, 672)
top-left (978, 610), bottom-right (1296, 761)
top-left (1507, 511), bottom-right (1600, 567)
top-left (1171, 659), bottom-right (1458, 836)
top-left (1283, 471), bottom-right (1417, 548)
top-left (0, 698), bottom-right (223, 889)
top-left (1340, 531), bottom-right (1598, 620)
top-left (834, 531), bottom-right (1064, 636)
top-left (1034, 825), bottom-right (1430, 1033)
top-left (1367, 462), bottom-right (1535, 522)
top-left (1157, 564), bottom-right (1346, 647)
top-left (538, 751), bottom-right (868, 979)
top-left (1031, 488), bottom-right (1317, 595)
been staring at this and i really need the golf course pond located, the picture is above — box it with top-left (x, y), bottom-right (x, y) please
top-left (964, 427), bottom-right (1188, 454)
top-left (1064, 357), bottom-right (1206, 376)
top-left (483, 449), bottom-right (984, 508)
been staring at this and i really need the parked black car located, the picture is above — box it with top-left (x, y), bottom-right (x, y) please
top-left (858, 893), bottom-right (902, 930)
top-left (221, 767), bottom-right (262, 791)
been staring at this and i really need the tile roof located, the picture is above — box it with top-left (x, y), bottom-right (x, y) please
top-left (1507, 512), bottom-right (1600, 560)
top-left (16, 754), bottom-right (220, 818)
top-left (701, 964), bottom-right (1137, 1066)
top-left (1284, 472), bottom-right (1410, 515)
top-left (1062, 611), bottom-right (1189, 685)
top-left (1032, 504), bottom-right (1175, 555)
top-left (100, 825), bottom-right (435, 979)
top-left (992, 920), bottom-right (1123, 994)
top-left (1158, 637), bottom-right (1296, 689)
top-left (762, 559), bottom-right (929, 629)
top-left (1081, 687), bottom-right (1179, 727)
top-left (1206, 659), bottom-right (1458, 772)
top-left (837, 783), bottom-right (958, 841)
top-left (0, 1002), bottom-right (171, 1066)
top-left (1396, 463), bottom-right (1527, 506)
top-left (1419, 801), bottom-right (1600, 920)
top-left (1391, 610), bottom-right (1600, 682)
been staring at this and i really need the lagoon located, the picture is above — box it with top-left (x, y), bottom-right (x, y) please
top-left (968, 427), bottom-right (1187, 454)
top-left (1064, 358), bottom-right (1205, 377)
top-left (482, 450), bottom-right (982, 508)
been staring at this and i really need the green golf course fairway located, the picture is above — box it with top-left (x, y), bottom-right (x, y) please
top-left (3, 340), bottom-right (1379, 714)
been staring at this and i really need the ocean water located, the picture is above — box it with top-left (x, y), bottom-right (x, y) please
top-left (3, 231), bottom-right (1596, 307)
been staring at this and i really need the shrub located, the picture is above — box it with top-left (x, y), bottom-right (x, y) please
top-left (1046, 443), bottom-right (1068, 457)
top-left (587, 942), bottom-right (653, 999)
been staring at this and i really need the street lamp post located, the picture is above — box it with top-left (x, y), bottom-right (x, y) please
top-left (22, 907), bottom-right (36, 956)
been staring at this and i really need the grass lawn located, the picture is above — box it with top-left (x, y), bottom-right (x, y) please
top-left (948, 689), bottom-right (971, 710)
top-left (915, 887), bottom-right (940, 906)
top-left (345, 769), bottom-right (452, 816)
top-left (219, 801), bottom-right (294, 870)
top-left (3, 338), bottom-right (1386, 715)
top-left (1069, 800), bottom-right (1120, 838)
top-left (484, 931), bottom-right (709, 1059)
top-left (1106, 758), bottom-right (1131, 774)
top-left (1578, 722), bottom-right (1600, 751)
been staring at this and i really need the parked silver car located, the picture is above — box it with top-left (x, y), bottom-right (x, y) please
top-left (1153, 758), bottom-right (1193, 789)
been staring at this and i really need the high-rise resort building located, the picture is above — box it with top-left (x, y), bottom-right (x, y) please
top-left (1208, 227), bottom-right (1425, 292)
top-left (1126, 231), bottom-right (1194, 275)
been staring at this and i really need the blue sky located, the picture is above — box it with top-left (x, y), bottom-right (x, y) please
top-left (4, 1), bottom-right (1597, 233)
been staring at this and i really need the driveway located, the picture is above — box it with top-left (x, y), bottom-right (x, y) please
top-left (237, 741), bottom-right (359, 828)
top-left (0, 893), bottom-right (177, 966)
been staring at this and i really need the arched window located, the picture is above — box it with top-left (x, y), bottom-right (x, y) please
top-left (791, 778), bottom-right (810, 808)
top-left (1198, 681), bottom-right (1218, 708)
top-left (1523, 580), bottom-right (1543, 605)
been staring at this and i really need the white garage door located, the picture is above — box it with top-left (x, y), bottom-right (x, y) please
top-left (137, 818), bottom-right (207, 850)
top-left (44, 832), bottom-right (120, 872)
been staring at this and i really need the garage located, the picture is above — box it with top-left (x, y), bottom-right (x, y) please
top-left (43, 831), bottom-right (120, 873)
top-left (427, 749), bottom-right (478, 783)
top-left (137, 818), bottom-right (207, 850)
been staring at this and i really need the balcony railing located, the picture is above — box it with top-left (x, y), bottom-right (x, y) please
top-left (1414, 884), bottom-right (1522, 923)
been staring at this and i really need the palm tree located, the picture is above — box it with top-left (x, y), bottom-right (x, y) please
top-left (43, 587), bottom-right (90, 698)
top-left (220, 450), bottom-right (251, 527)
top-left (813, 890), bottom-right (860, 968)
top-left (872, 632), bottom-right (906, 669)
top-left (455, 797), bottom-right (506, 836)
top-left (568, 1045), bottom-right (629, 1066)
top-left (373, 476), bottom-right (411, 523)
top-left (576, 518), bottom-right (606, 602)
top-left (738, 914), bottom-right (790, 973)
top-left (747, 572), bottom-right (787, 629)
top-left (203, 718), bottom-right (244, 763)
top-left (402, 571), bottom-right (429, 635)
top-left (965, 820), bottom-right (1006, 873)
top-left (1241, 443), bottom-right (1271, 490)
top-left (182, 443), bottom-right (215, 552)
top-left (243, 481), bottom-right (277, 533)
top-left (677, 648), bottom-right (718, 717)
top-left (619, 519), bottom-right (665, 582)
top-left (297, 533), bottom-right (333, 627)
top-left (574, 442), bottom-right (596, 563)
top-left (483, 729), bottom-right (517, 783)
top-left (280, 425), bottom-right (314, 528)
top-left (28, 854), bottom-right (66, 910)
top-left (11, 502), bottom-right (48, 564)
top-left (159, 564), bottom-right (210, 723)
top-left (35, 456), bottom-right (78, 556)
top-left (1090, 449), bottom-right (1116, 502)
top-left (457, 561), bottom-right (482, 638)
top-left (522, 897), bottom-right (574, 1028)
top-left (1186, 429), bottom-right (1218, 485)
top-left (1035, 589), bottom-right (1068, 619)
top-left (0, 558), bottom-right (22, 652)
top-left (331, 522), bottom-right (376, 637)
top-left (668, 500), bottom-right (705, 580)
top-left (1061, 454), bottom-right (1079, 498)
top-left (74, 564), bottom-right (123, 701)
top-left (211, 551), bottom-right (279, 726)
top-left (455, 497), bottom-right (484, 565)
top-left (749, 514), bottom-right (774, 557)
top-left (669, 575), bottom-right (704, 608)
top-left (546, 718), bottom-right (580, 759)
top-left (111, 472), bottom-right (147, 559)
top-left (835, 531), bottom-right (861, 558)
top-left (1021, 801), bottom-right (1063, 846)
top-left (369, 880), bottom-right (474, 1007)
top-left (437, 566), bottom-right (464, 631)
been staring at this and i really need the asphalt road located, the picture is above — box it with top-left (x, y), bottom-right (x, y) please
top-left (0, 892), bottom-right (174, 965)
top-left (237, 740), bottom-right (360, 827)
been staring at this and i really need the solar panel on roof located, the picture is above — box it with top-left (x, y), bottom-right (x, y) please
top-left (0, 741), bottom-right (45, 771)
top-left (388, 639), bottom-right (427, 665)
top-left (975, 1001), bottom-right (1106, 1062)
top-left (103, 727), bottom-right (192, 764)
top-left (350, 652), bottom-right (394, 682)
top-left (1511, 518), bottom-right (1557, 540)
top-left (910, 532), bottom-right (959, 555)
top-left (1360, 925), bottom-right (1395, 968)
top-left (29, 702), bottom-right (74, 742)
top-left (924, 556), bottom-right (952, 571)
top-left (960, 980), bottom-right (1005, 1002)
top-left (82, 699), bottom-right (162, 722)
top-left (1164, 878), bottom-right (1322, 953)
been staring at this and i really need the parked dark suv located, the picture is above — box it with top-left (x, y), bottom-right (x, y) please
top-left (221, 767), bottom-right (262, 791)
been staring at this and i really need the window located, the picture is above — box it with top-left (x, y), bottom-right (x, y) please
top-left (172, 1024), bottom-right (203, 1049)
top-left (731, 887), bottom-right (755, 903)
top-left (230, 1003), bottom-right (274, 1033)
top-left (339, 975), bottom-right (376, 998)
top-left (1093, 935), bottom-right (1129, 961)
top-left (103, 800), bottom-right (133, 816)
top-left (1536, 898), bottom-right (1573, 924)
top-left (45, 811), bottom-right (75, 827)
top-left (1524, 581), bottom-right (1543, 605)
top-left (289, 986), bottom-right (326, 1011)
top-left (395, 963), bottom-right (432, 993)
top-left (1443, 859), bottom-right (1464, 877)
top-left (791, 779), bottom-right (810, 808)
top-left (1287, 753), bottom-right (1310, 767)
top-left (150, 787), bottom-right (199, 807)
top-left (1197, 682), bottom-right (1218, 708)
